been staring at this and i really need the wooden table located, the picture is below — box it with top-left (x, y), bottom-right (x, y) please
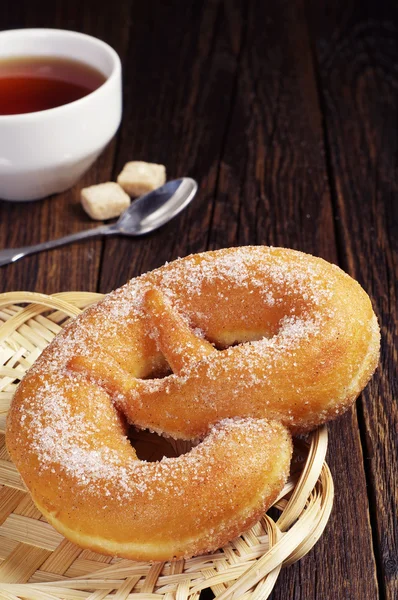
top-left (0, 1), bottom-right (396, 599)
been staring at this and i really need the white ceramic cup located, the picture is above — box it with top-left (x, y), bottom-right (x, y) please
top-left (0, 29), bottom-right (122, 201)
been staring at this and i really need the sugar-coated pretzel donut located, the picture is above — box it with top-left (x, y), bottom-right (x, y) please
top-left (6, 246), bottom-right (379, 561)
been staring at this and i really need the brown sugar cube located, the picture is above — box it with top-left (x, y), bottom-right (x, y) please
top-left (117, 161), bottom-right (166, 196)
top-left (80, 182), bottom-right (130, 220)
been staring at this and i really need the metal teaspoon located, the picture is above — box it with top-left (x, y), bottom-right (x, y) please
top-left (0, 178), bottom-right (198, 267)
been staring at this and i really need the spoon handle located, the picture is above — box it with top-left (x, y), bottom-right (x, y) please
top-left (0, 225), bottom-right (112, 267)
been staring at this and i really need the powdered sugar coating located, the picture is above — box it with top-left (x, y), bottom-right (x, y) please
top-left (7, 246), bottom-right (378, 531)
top-left (13, 246), bottom-right (355, 474)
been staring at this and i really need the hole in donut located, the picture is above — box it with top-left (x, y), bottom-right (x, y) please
top-left (209, 329), bottom-right (274, 350)
top-left (141, 365), bottom-right (173, 380)
top-left (128, 426), bottom-right (194, 461)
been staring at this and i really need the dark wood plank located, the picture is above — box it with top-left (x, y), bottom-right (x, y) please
top-left (98, 0), bottom-right (245, 291)
top-left (208, 0), bottom-right (334, 258)
top-left (306, 1), bottom-right (398, 598)
top-left (0, 0), bottom-right (132, 294)
top-left (209, 2), bottom-right (380, 598)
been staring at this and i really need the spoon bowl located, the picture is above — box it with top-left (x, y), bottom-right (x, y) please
top-left (115, 178), bottom-right (197, 235)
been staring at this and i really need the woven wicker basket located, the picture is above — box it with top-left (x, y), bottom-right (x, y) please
top-left (0, 291), bottom-right (334, 600)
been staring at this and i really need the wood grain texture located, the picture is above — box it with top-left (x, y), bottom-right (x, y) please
top-left (99, 0), bottom-right (246, 291)
top-left (307, 1), bottom-right (398, 598)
